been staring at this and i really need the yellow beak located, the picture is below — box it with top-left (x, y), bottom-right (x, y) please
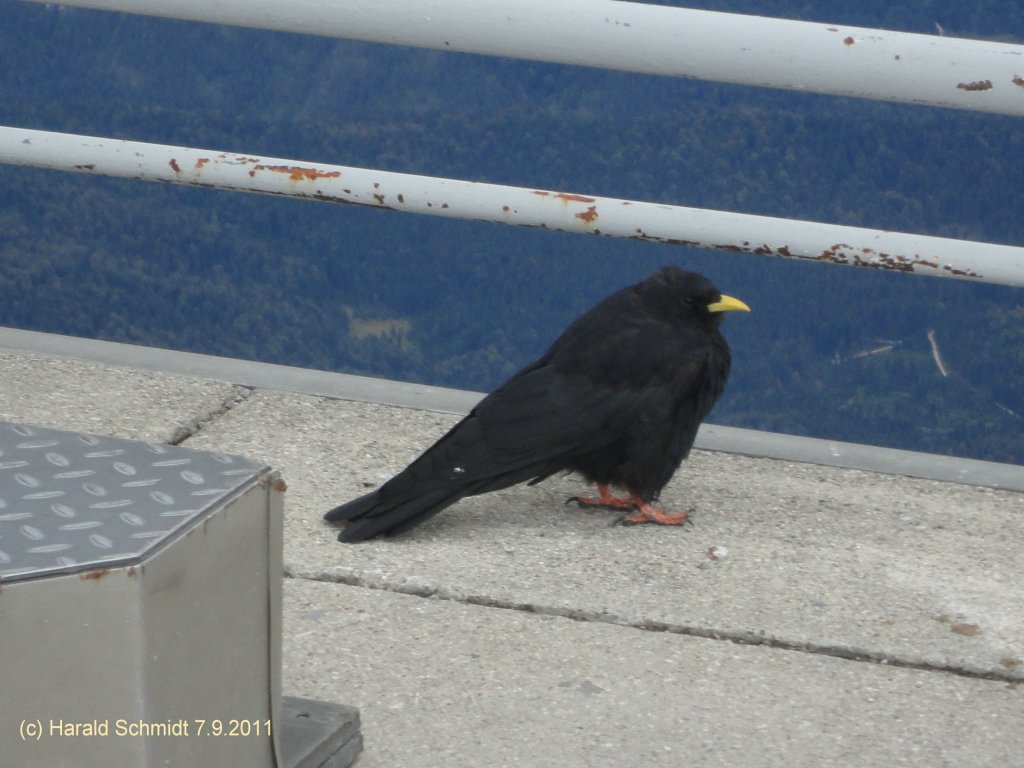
top-left (707, 294), bottom-right (751, 313)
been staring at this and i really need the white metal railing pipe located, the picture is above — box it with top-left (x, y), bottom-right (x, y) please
top-left (3, 127), bottom-right (1022, 287)
top-left (20, 0), bottom-right (1024, 116)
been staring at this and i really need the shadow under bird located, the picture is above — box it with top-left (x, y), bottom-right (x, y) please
top-left (325, 267), bottom-right (749, 542)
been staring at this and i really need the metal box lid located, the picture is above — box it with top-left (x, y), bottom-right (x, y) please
top-left (0, 421), bottom-right (267, 583)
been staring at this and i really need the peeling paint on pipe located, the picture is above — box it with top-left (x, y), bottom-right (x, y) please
top-left (18, 0), bottom-right (1024, 116)
top-left (2, 126), bottom-right (1023, 287)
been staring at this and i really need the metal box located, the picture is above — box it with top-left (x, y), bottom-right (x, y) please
top-left (0, 421), bottom-right (284, 767)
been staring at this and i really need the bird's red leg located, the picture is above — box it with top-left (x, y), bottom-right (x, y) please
top-left (622, 493), bottom-right (690, 526)
top-left (568, 483), bottom-right (633, 509)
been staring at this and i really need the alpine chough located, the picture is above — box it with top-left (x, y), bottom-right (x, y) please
top-left (325, 267), bottom-right (749, 542)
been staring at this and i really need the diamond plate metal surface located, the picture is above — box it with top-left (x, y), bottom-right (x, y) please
top-left (0, 421), bottom-right (269, 583)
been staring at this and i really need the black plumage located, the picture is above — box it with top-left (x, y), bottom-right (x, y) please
top-left (325, 267), bottom-right (749, 542)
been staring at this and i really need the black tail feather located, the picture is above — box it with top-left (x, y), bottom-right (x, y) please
top-left (333, 487), bottom-right (467, 542)
top-left (324, 490), bottom-right (381, 523)
top-left (325, 407), bottom-right (565, 541)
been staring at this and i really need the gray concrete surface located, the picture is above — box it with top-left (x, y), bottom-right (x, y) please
top-left (284, 580), bottom-right (1023, 768)
top-left (1, 334), bottom-right (1022, 767)
top-left (0, 350), bottom-right (244, 444)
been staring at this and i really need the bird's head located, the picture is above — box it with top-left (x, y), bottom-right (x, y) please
top-left (647, 267), bottom-right (750, 327)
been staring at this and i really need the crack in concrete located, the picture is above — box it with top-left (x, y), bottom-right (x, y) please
top-left (168, 385), bottom-right (253, 445)
top-left (289, 568), bottom-right (1022, 686)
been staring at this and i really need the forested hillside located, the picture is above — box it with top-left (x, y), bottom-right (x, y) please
top-left (1, 1), bottom-right (1023, 462)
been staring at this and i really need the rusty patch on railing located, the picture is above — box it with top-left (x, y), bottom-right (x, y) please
top-left (811, 243), bottom-right (980, 277)
top-left (250, 164), bottom-right (342, 181)
top-left (843, 36), bottom-right (855, 46)
top-left (622, 236), bottom-right (982, 280)
top-left (942, 263), bottom-right (981, 277)
top-left (957, 80), bottom-right (993, 92)
top-left (1013, 76), bottom-right (1024, 88)
top-left (816, 243), bottom-right (916, 271)
top-left (630, 227), bottom-right (698, 248)
top-left (169, 158), bottom-right (181, 173)
top-left (532, 191), bottom-right (597, 204)
top-left (575, 205), bottom-right (599, 223)
top-left (194, 158), bottom-right (209, 170)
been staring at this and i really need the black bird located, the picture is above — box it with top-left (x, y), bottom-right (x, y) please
top-left (325, 267), bottom-right (749, 542)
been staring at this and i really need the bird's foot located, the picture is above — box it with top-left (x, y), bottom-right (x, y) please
top-left (572, 486), bottom-right (695, 528)
top-left (566, 483), bottom-right (633, 510)
top-left (618, 502), bottom-right (694, 527)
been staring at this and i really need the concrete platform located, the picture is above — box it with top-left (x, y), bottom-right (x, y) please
top-left (1, 328), bottom-right (1022, 767)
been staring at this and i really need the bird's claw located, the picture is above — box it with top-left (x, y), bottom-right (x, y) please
top-left (567, 484), bottom-right (633, 510)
